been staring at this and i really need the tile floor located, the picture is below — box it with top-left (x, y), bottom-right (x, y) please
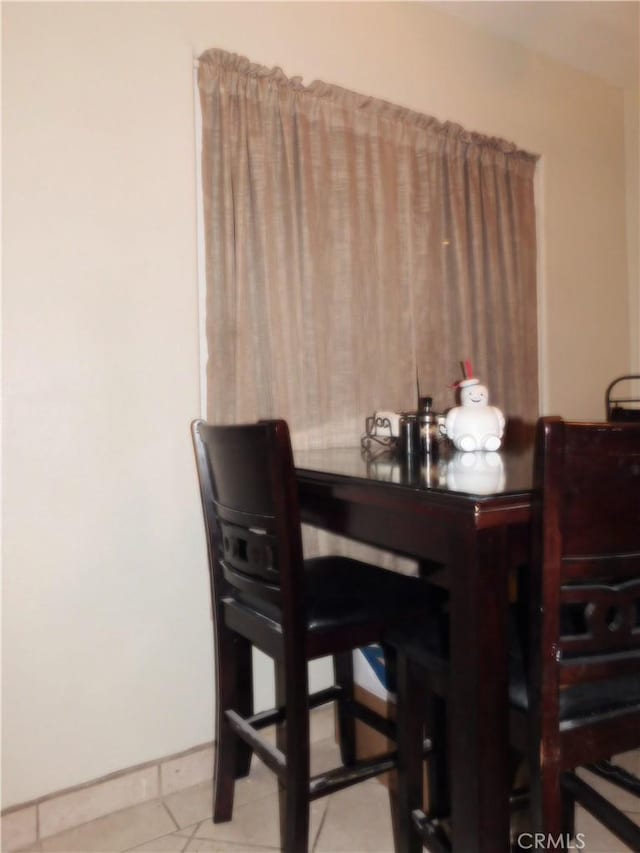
top-left (11, 707), bottom-right (640, 853)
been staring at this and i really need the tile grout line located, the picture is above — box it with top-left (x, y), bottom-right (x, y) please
top-left (160, 800), bottom-right (180, 832)
top-left (312, 795), bottom-right (331, 852)
top-left (179, 821), bottom-right (202, 852)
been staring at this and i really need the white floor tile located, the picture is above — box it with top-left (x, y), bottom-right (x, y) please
top-left (189, 791), bottom-right (326, 850)
top-left (40, 801), bottom-right (176, 853)
top-left (163, 783), bottom-right (213, 831)
top-left (578, 763), bottom-right (640, 816)
top-left (39, 768), bottom-right (159, 839)
top-left (576, 805), bottom-right (636, 853)
top-left (311, 705), bottom-right (337, 744)
top-left (234, 758), bottom-right (280, 807)
top-left (314, 779), bottom-right (394, 853)
top-left (310, 737), bottom-right (343, 777)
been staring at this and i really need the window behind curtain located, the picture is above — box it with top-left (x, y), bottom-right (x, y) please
top-left (197, 49), bottom-right (539, 450)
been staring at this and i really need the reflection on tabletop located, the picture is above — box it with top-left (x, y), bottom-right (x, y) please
top-left (294, 424), bottom-right (535, 499)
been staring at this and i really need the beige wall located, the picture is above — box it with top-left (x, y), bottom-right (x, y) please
top-left (625, 85), bottom-right (640, 370)
top-left (2, 2), bottom-right (634, 807)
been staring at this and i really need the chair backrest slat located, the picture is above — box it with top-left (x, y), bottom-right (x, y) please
top-left (217, 520), bottom-right (280, 582)
top-left (561, 554), bottom-right (640, 582)
top-left (559, 649), bottom-right (640, 687)
top-left (558, 578), bottom-right (640, 659)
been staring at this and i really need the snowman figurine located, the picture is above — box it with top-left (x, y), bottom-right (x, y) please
top-left (445, 377), bottom-right (505, 452)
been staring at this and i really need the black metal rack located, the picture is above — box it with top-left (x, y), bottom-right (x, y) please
top-left (605, 374), bottom-right (640, 421)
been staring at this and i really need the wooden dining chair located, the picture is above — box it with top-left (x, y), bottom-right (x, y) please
top-left (388, 417), bottom-right (640, 853)
top-left (511, 416), bottom-right (640, 850)
top-left (191, 418), bottom-right (444, 853)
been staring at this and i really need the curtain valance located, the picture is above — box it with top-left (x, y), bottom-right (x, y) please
top-left (198, 48), bottom-right (538, 175)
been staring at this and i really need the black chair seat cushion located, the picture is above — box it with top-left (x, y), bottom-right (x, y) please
top-left (383, 610), bottom-right (450, 688)
top-left (305, 557), bottom-right (447, 634)
top-left (386, 607), bottom-right (640, 723)
top-left (232, 556), bottom-right (446, 635)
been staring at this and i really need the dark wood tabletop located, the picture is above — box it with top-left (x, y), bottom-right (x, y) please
top-left (295, 437), bottom-right (536, 853)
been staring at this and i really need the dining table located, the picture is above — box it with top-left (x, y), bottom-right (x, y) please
top-left (294, 433), bottom-right (536, 853)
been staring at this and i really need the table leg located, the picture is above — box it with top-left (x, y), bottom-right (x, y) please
top-left (448, 525), bottom-right (511, 853)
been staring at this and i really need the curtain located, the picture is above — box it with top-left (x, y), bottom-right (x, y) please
top-left (198, 49), bottom-right (538, 451)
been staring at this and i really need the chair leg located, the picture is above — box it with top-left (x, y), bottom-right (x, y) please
top-left (542, 766), bottom-right (564, 843)
top-left (234, 635), bottom-right (254, 778)
top-left (394, 653), bottom-right (426, 853)
top-left (531, 757), bottom-right (564, 851)
top-left (334, 651), bottom-right (357, 766)
top-left (213, 625), bottom-right (241, 822)
top-left (276, 659), bottom-right (311, 853)
top-left (425, 693), bottom-right (449, 820)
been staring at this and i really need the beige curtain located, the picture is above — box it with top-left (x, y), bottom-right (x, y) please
top-left (198, 49), bottom-right (538, 451)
